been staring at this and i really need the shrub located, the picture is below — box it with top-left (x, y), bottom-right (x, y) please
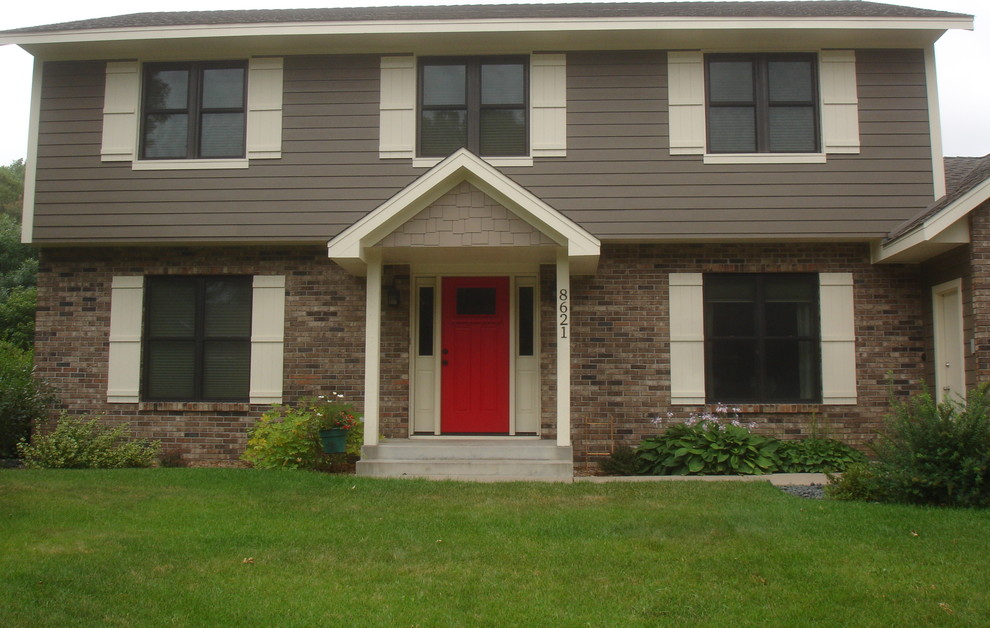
top-left (871, 385), bottom-right (990, 508)
top-left (598, 445), bottom-right (641, 476)
top-left (0, 341), bottom-right (54, 458)
top-left (825, 463), bottom-right (886, 502)
top-left (776, 438), bottom-right (867, 473)
top-left (242, 395), bottom-right (363, 470)
top-left (637, 406), bottom-right (780, 475)
top-left (16, 415), bottom-right (160, 468)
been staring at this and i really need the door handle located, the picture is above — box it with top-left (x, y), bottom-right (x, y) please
top-left (442, 348), bottom-right (449, 354)
top-left (442, 360), bottom-right (449, 366)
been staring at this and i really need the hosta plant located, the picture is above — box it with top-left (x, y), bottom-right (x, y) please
top-left (776, 438), bottom-right (867, 473)
top-left (636, 406), bottom-right (780, 475)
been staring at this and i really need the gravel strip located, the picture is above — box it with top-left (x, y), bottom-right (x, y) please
top-left (778, 483), bottom-right (825, 499)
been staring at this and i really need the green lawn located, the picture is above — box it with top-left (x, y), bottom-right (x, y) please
top-left (2, 470), bottom-right (988, 627)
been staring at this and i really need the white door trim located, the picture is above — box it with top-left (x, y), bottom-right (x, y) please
top-left (932, 278), bottom-right (965, 403)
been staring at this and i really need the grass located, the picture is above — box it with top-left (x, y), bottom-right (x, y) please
top-left (1, 470), bottom-right (989, 627)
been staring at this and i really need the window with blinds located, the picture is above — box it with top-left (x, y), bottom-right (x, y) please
top-left (706, 54), bottom-right (819, 154)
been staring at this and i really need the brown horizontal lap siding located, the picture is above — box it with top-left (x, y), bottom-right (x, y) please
top-left (31, 56), bottom-right (419, 243)
top-left (513, 49), bottom-right (935, 240)
top-left (32, 49), bottom-right (935, 243)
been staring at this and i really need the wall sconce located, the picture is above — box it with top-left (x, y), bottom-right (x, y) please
top-left (386, 280), bottom-right (401, 308)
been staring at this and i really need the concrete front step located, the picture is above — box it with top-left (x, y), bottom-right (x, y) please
top-left (356, 439), bottom-right (574, 481)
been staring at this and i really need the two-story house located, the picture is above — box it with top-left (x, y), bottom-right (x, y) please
top-left (1, 2), bottom-right (985, 479)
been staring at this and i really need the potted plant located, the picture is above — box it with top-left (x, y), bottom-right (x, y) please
top-left (313, 394), bottom-right (359, 455)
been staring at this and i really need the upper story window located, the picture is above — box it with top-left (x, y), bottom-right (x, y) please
top-left (419, 56), bottom-right (528, 158)
top-left (141, 62), bottom-right (247, 160)
top-left (704, 274), bottom-right (821, 403)
top-left (706, 54), bottom-right (819, 154)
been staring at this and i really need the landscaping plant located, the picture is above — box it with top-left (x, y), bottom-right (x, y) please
top-left (0, 340), bottom-right (54, 458)
top-left (242, 394), bottom-right (363, 470)
top-left (636, 406), bottom-right (780, 475)
top-left (16, 415), bottom-right (159, 468)
top-left (776, 437), bottom-right (867, 473)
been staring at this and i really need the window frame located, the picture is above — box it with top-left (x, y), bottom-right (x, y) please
top-left (704, 53), bottom-right (820, 154)
top-left (417, 55), bottom-right (530, 158)
top-left (703, 273), bottom-right (822, 404)
top-left (141, 275), bottom-right (253, 402)
top-left (140, 61), bottom-right (248, 161)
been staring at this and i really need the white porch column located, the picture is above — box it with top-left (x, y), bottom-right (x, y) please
top-left (556, 249), bottom-right (571, 447)
top-left (363, 250), bottom-right (382, 447)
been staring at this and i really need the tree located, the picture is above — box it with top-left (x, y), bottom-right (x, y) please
top-left (0, 159), bottom-right (25, 221)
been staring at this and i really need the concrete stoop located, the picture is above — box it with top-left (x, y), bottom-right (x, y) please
top-left (356, 439), bottom-right (574, 482)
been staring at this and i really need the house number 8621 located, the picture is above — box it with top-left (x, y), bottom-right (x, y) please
top-left (558, 288), bottom-right (569, 339)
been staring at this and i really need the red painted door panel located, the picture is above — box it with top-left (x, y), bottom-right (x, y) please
top-left (441, 277), bottom-right (510, 433)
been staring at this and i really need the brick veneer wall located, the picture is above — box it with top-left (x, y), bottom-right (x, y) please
top-left (559, 242), bottom-right (926, 473)
top-left (967, 201), bottom-right (990, 383)
top-left (35, 245), bottom-right (371, 465)
top-left (37, 241), bottom-right (926, 471)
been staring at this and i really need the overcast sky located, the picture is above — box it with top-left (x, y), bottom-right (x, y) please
top-left (0, 0), bottom-right (986, 167)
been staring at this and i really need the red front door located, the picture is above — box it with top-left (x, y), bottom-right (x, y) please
top-left (441, 277), bottom-right (510, 433)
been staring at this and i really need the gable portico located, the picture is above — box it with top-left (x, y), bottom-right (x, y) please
top-left (327, 149), bottom-right (599, 475)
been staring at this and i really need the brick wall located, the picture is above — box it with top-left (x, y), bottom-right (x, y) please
top-left (35, 245), bottom-right (369, 465)
top-left (37, 241), bottom-right (927, 471)
top-left (561, 242), bottom-right (926, 473)
top-left (968, 201), bottom-right (990, 383)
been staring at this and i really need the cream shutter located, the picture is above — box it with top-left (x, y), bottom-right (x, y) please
top-left (667, 51), bottom-right (706, 156)
top-left (246, 57), bottom-right (284, 159)
top-left (531, 53), bottom-right (567, 157)
top-left (101, 61), bottom-right (140, 162)
top-left (669, 273), bottom-right (705, 404)
top-left (819, 273), bottom-right (857, 404)
top-left (820, 50), bottom-right (860, 154)
top-left (107, 276), bottom-right (144, 402)
top-left (250, 275), bottom-right (286, 404)
top-left (379, 56), bottom-right (416, 159)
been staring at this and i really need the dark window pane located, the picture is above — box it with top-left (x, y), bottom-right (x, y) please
top-left (201, 67), bottom-right (244, 108)
top-left (518, 286), bottom-right (534, 356)
top-left (768, 61), bottom-right (813, 102)
top-left (147, 281), bottom-right (196, 337)
top-left (143, 114), bottom-right (189, 159)
top-left (418, 287), bottom-right (434, 357)
top-left (204, 279), bottom-right (251, 337)
top-left (421, 110), bottom-right (467, 156)
top-left (202, 341), bottom-right (250, 399)
top-left (765, 340), bottom-right (817, 400)
top-left (709, 302), bottom-right (756, 337)
top-left (146, 69), bottom-right (188, 110)
top-left (768, 107), bottom-right (816, 152)
top-left (200, 112), bottom-right (245, 158)
top-left (146, 341), bottom-right (196, 399)
top-left (709, 107), bottom-right (756, 153)
top-left (480, 109), bottom-right (526, 155)
top-left (709, 61), bottom-right (753, 102)
top-left (481, 63), bottom-right (524, 104)
top-left (709, 339), bottom-right (758, 400)
top-left (457, 287), bottom-right (496, 315)
top-left (423, 65), bottom-right (466, 106)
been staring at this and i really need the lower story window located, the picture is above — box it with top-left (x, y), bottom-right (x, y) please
top-left (704, 274), bottom-right (821, 403)
top-left (143, 276), bottom-right (252, 401)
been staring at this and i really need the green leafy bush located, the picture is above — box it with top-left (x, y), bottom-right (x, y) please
top-left (825, 463), bottom-right (887, 502)
top-left (637, 407), bottom-right (780, 475)
top-left (598, 445), bottom-right (642, 475)
top-left (16, 415), bottom-right (160, 468)
top-left (871, 385), bottom-right (990, 508)
top-left (777, 438), bottom-right (867, 473)
top-left (242, 395), bottom-right (363, 470)
top-left (0, 341), bottom-right (54, 458)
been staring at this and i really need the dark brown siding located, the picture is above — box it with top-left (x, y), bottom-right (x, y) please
top-left (32, 49), bottom-right (936, 244)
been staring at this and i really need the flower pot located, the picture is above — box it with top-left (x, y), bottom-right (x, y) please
top-left (319, 428), bottom-right (348, 454)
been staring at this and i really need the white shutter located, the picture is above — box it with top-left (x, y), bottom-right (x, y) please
top-left (669, 273), bottom-right (705, 404)
top-left (107, 276), bottom-right (144, 402)
top-left (101, 61), bottom-right (140, 162)
top-left (820, 50), bottom-right (860, 154)
top-left (250, 275), bottom-right (286, 404)
top-left (667, 51), bottom-right (706, 156)
top-left (820, 273), bottom-right (857, 404)
top-left (246, 57), bottom-right (283, 159)
top-left (379, 56), bottom-right (416, 159)
top-left (531, 53), bottom-right (567, 158)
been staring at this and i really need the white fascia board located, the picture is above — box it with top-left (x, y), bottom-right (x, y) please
top-left (875, 178), bottom-right (990, 263)
top-left (0, 16), bottom-right (972, 47)
top-left (327, 148), bottom-right (599, 273)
